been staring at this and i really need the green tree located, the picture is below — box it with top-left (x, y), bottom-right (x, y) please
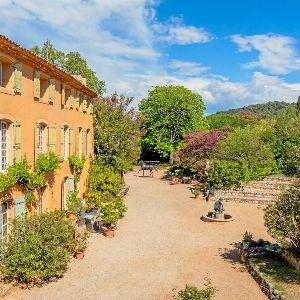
top-left (139, 86), bottom-right (207, 160)
top-left (93, 93), bottom-right (142, 174)
top-left (31, 41), bottom-right (105, 96)
top-left (214, 121), bottom-right (276, 181)
top-left (264, 182), bottom-right (300, 252)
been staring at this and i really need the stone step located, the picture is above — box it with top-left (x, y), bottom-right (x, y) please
top-left (216, 190), bottom-right (279, 197)
top-left (222, 196), bottom-right (276, 205)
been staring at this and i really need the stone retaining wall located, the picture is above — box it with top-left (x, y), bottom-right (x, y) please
top-left (245, 259), bottom-right (285, 300)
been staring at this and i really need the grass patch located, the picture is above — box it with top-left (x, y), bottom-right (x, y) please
top-left (250, 256), bottom-right (300, 300)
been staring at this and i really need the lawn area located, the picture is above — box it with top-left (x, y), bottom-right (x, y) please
top-left (250, 256), bottom-right (300, 300)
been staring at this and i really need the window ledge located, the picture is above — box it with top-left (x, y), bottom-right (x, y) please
top-left (0, 87), bottom-right (15, 96)
top-left (35, 98), bottom-right (49, 104)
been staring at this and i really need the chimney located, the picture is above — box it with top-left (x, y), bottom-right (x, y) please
top-left (72, 74), bottom-right (87, 86)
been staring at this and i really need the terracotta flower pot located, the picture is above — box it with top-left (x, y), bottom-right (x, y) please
top-left (75, 251), bottom-right (84, 259)
top-left (194, 194), bottom-right (201, 200)
top-left (103, 228), bottom-right (115, 238)
top-left (67, 213), bottom-right (78, 221)
top-left (171, 176), bottom-right (179, 185)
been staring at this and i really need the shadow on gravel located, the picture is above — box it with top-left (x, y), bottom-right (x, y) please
top-left (218, 243), bottom-right (247, 272)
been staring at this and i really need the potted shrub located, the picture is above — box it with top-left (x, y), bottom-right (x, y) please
top-left (170, 169), bottom-right (180, 184)
top-left (192, 183), bottom-right (206, 200)
top-left (74, 231), bottom-right (89, 260)
top-left (100, 201), bottom-right (119, 238)
top-left (67, 190), bottom-right (82, 222)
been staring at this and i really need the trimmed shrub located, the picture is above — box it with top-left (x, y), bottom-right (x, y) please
top-left (264, 182), bottom-right (300, 253)
top-left (0, 211), bottom-right (78, 285)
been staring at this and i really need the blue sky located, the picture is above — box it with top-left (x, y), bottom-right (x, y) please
top-left (1, 0), bottom-right (300, 113)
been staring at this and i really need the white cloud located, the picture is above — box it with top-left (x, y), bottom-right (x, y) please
top-left (169, 60), bottom-right (209, 76)
top-left (231, 34), bottom-right (300, 75)
top-left (0, 2), bottom-right (299, 113)
top-left (153, 17), bottom-right (212, 45)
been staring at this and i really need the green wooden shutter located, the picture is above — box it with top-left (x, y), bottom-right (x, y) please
top-left (15, 195), bottom-right (26, 218)
top-left (69, 175), bottom-right (75, 192)
top-left (48, 125), bottom-right (57, 153)
top-left (13, 122), bottom-right (22, 162)
top-left (75, 127), bottom-right (80, 157)
top-left (69, 127), bottom-right (73, 155)
top-left (90, 102), bottom-right (94, 115)
top-left (35, 123), bottom-right (40, 160)
top-left (76, 91), bottom-right (80, 110)
top-left (14, 63), bottom-right (22, 93)
top-left (61, 83), bottom-right (66, 106)
top-left (82, 128), bottom-right (87, 156)
top-left (70, 89), bottom-right (75, 109)
top-left (33, 71), bottom-right (40, 98)
top-left (82, 95), bottom-right (87, 113)
top-left (60, 126), bottom-right (65, 160)
top-left (48, 78), bottom-right (55, 103)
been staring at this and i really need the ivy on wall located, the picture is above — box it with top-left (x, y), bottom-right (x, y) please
top-left (0, 152), bottom-right (60, 203)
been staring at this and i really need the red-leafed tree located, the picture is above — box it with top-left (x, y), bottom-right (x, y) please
top-left (174, 127), bottom-right (231, 178)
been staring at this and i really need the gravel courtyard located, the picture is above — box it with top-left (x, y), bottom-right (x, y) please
top-left (6, 169), bottom-right (269, 300)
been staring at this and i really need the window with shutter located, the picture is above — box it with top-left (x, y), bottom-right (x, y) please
top-left (69, 127), bottom-right (73, 155)
top-left (48, 78), bottom-right (55, 103)
top-left (15, 195), bottom-right (26, 218)
top-left (0, 202), bottom-right (8, 242)
top-left (33, 71), bottom-right (40, 98)
top-left (75, 127), bottom-right (80, 157)
top-left (61, 83), bottom-right (66, 106)
top-left (69, 89), bottom-right (75, 109)
top-left (82, 95), bottom-right (87, 113)
top-left (82, 128), bottom-right (87, 156)
top-left (13, 122), bottom-right (22, 162)
top-left (13, 63), bottom-right (22, 93)
top-left (76, 91), bottom-right (80, 110)
top-left (48, 125), bottom-right (57, 153)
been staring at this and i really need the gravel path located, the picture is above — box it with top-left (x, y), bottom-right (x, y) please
top-left (6, 169), bottom-right (269, 300)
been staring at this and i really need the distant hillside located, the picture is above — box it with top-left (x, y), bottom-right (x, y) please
top-left (215, 101), bottom-right (296, 118)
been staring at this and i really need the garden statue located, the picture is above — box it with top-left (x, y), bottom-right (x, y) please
top-left (214, 197), bottom-right (224, 214)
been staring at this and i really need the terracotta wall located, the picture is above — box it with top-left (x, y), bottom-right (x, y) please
top-left (0, 50), bottom-right (94, 221)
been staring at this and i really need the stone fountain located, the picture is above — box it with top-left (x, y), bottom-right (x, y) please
top-left (202, 197), bottom-right (234, 222)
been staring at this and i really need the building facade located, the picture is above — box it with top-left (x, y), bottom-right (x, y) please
top-left (0, 35), bottom-right (96, 241)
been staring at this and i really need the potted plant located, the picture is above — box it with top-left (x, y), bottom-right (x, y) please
top-left (67, 190), bottom-right (82, 222)
top-left (170, 169), bottom-right (180, 184)
top-left (100, 201), bottom-right (119, 238)
top-left (74, 231), bottom-right (89, 259)
top-left (192, 183), bottom-right (206, 200)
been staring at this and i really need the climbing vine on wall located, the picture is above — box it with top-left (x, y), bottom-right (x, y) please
top-left (0, 152), bottom-right (60, 202)
top-left (68, 155), bottom-right (86, 184)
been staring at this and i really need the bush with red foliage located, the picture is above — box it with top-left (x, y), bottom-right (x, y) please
top-left (174, 127), bottom-right (231, 178)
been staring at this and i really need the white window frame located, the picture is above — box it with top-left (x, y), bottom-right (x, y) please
top-left (38, 124), bottom-right (44, 154)
top-left (1, 202), bottom-right (8, 243)
top-left (63, 127), bottom-right (68, 160)
top-left (0, 121), bottom-right (8, 172)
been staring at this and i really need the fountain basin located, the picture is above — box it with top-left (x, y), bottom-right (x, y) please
top-left (201, 212), bottom-right (234, 222)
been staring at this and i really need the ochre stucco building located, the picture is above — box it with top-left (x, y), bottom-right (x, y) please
top-left (0, 35), bottom-right (96, 241)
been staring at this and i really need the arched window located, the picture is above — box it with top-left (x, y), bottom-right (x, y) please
top-left (0, 121), bottom-right (8, 171)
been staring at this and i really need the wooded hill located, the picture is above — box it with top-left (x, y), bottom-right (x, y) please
top-left (214, 101), bottom-right (296, 118)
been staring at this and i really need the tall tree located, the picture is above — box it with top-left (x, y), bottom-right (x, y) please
top-left (139, 86), bottom-right (207, 160)
top-left (31, 41), bottom-right (105, 96)
top-left (93, 94), bottom-right (142, 175)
